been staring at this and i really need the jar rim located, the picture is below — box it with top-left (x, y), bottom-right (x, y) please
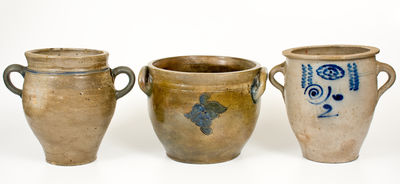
top-left (25, 48), bottom-right (108, 59)
top-left (282, 45), bottom-right (379, 61)
top-left (24, 48), bottom-right (109, 72)
top-left (148, 55), bottom-right (261, 75)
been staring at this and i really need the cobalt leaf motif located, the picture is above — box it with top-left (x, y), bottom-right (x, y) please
top-left (184, 93), bottom-right (227, 135)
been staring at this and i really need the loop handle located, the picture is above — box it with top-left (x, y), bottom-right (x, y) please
top-left (269, 62), bottom-right (286, 98)
top-left (111, 66), bottom-right (135, 100)
top-left (376, 61), bottom-right (396, 100)
top-left (250, 67), bottom-right (268, 103)
top-left (138, 66), bottom-right (153, 96)
top-left (3, 64), bottom-right (26, 97)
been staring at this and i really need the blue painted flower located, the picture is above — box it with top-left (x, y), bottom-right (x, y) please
top-left (185, 93), bottom-right (227, 135)
top-left (316, 64), bottom-right (345, 80)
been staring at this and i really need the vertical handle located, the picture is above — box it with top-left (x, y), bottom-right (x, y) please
top-left (376, 61), bottom-right (396, 100)
top-left (269, 62), bottom-right (286, 98)
top-left (138, 66), bottom-right (152, 96)
top-left (250, 67), bottom-right (268, 103)
top-left (3, 64), bottom-right (26, 97)
top-left (111, 66), bottom-right (135, 100)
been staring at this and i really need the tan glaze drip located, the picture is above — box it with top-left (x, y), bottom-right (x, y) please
top-left (139, 55), bottom-right (267, 164)
top-left (270, 45), bottom-right (396, 163)
top-left (3, 48), bottom-right (135, 166)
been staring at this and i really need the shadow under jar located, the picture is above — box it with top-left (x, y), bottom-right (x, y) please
top-left (139, 56), bottom-right (267, 164)
top-left (269, 45), bottom-right (396, 163)
top-left (3, 48), bottom-right (135, 166)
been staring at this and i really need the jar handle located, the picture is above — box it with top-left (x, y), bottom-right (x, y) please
top-left (250, 67), bottom-right (268, 103)
top-left (3, 64), bottom-right (26, 97)
top-left (376, 61), bottom-right (396, 100)
top-left (111, 66), bottom-right (135, 100)
top-left (269, 62), bottom-right (286, 98)
top-left (138, 66), bottom-right (152, 96)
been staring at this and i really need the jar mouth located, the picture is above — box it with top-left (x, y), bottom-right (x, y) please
top-left (283, 45), bottom-right (379, 60)
top-left (24, 48), bottom-right (109, 72)
top-left (150, 55), bottom-right (259, 74)
top-left (25, 48), bottom-right (108, 59)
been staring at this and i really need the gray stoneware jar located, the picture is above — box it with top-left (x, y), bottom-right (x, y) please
top-left (3, 48), bottom-right (135, 166)
top-left (269, 45), bottom-right (396, 163)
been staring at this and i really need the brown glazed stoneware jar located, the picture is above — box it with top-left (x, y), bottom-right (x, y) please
top-left (3, 48), bottom-right (135, 166)
top-left (269, 45), bottom-right (396, 163)
top-left (139, 56), bottom-right (267, 164)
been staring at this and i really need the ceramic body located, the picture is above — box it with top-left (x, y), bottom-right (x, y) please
top-left (139, 56), bottom-right (267, 164)
top-left (270, 45), bottom-right (396, 163)
top-left (3, 48), bottom-right (135, 166)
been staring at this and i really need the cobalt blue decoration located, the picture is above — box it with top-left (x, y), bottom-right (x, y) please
top-left (304, 84), bottom-right (343, 118)
top-left (316, 64), bottom-right (345, 80)
top-left (185, 93), bottom-right (227, 135)
top-left (307, 64), bottom-right (313, 86)
top-left (347, 63), bottom-right (359, 91)
top-left (301, 64), bottom-right (307, 88)
top-left (318, 104), bottom-right (339, 118)
top-left (301, 64), bottom-right (313, 88)
top-left (305, 84), bottom-right (324, 100)
top-left (332, 94), bottom-right (343, 101)
top-left (301, 64), bottom-right (351, 119)
top-left (26, 68), bottom-right (109, 75)
top-left (251, 73), bottom-right (260, 104)
top-left (304, 84), bottom-right (331, 105)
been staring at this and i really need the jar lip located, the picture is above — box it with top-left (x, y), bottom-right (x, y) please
top-left (282, 45), bottom-right (380, 61)
top-left (25, 48), bottom-right (108, 59)
top-left (147, 55), bottom-right (262, 75)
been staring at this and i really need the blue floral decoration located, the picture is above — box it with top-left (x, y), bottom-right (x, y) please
top-left (316, 64), bottom-right (345, 80)
top-left (184, 93), bottom-right (227, 135)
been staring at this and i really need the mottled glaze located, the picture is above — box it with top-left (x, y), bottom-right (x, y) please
top-left (3, 48), bottom-right (135, 166)
top-left (270, 45), bottom-right (396, 163)
top-left (139, 56), bottom-right (267, 164)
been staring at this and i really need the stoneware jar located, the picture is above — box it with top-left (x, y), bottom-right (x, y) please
top-left (269, 45), bottom-right (396, 163)
top-left (3, 48), bottom-right (135, 166)
top-left (139, 56), bottom-right (267, 164)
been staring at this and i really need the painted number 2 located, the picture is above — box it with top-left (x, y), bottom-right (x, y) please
top-left (318, 104), bottom-right (338, 118)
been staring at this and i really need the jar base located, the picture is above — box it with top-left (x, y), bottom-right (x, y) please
top-left (303, 154), bottom-right (359, 164)
top-left (44, 151), bottom-right (98, 166)
top-left (166, 153), bottom-right (240, 164)
top-left (46, 157), bottom-right (97, 166)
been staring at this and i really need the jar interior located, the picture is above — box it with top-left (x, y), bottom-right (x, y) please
top-left (292, 46), bottom-right (370, 56)
top-left (153, 56), bottom-right (256, 73)
top-left (31, 48), bottom-right (104, 57)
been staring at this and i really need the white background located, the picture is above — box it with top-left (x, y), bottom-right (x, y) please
top-left (0, 0), bottom-right (399, 183)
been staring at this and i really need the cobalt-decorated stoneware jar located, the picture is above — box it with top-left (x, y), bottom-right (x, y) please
top-left (139, 56), bottom-right (267, 164)
top-left (3, 48), bottom-right (135, 165)
top-left (269, 45), bottom-right (396, 163)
